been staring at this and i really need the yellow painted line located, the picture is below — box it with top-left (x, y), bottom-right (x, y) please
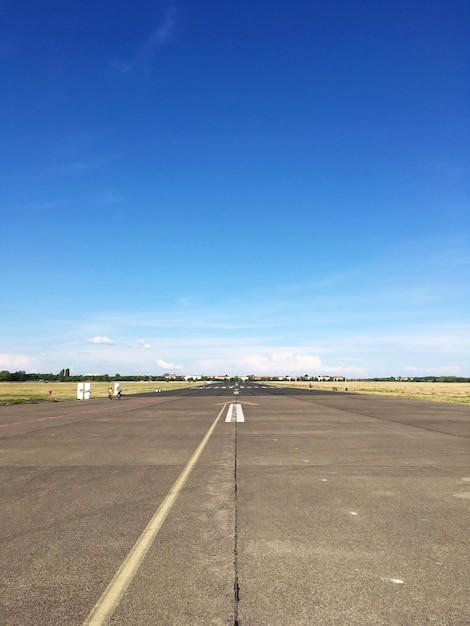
top-left (83, 403), bottom-right (227, 626)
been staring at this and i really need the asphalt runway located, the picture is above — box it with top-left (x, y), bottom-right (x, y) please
top-left (1, 383), bottom-right (469, 625)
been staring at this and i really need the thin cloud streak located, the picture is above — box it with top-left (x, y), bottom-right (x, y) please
top-left (117, 6), bottom-right (177, 73)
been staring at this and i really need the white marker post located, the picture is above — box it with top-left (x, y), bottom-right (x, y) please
top-left (77, 382), bottom-right (91, 400)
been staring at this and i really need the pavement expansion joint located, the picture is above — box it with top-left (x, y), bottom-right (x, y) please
top-left (233, 419), bottom-right (240, 625)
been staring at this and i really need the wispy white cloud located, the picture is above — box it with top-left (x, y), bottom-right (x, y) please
top-left (6, 274), bottom-right (468, 375)
top-left (3, 201), bottom-right (63, 212)
top-left (87, 336), bottom-right (114, 345)
top-left (156, 358), bottom-right (182, 370)
top-left (417, 156), bottom-right (470, 179)
top-left (0, 353), bottom-right (42, 372)
top-left (243, 352), bottom-right (322, 374)
top-left (50, 155), bottom-right (120, 177)
top-left (194, 351), bottom-right (368, 377)
top-left (404, 365), bottom-right (462, 376)
top-left (367, 330), bottom-right (470, 353)
top-left (116, 6), bottom-right (177, 73)
top-left (76, 310), bottom-right (277, 332)
top-left (99, 192), bottom-right (125, 205)
top-left (4, 327), bottom-right (468, 377)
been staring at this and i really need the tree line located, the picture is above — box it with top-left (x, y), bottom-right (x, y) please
top-left (0, 371), bottom-right (469, 383)
top-left (366, 376), bottom-right (470, 383)
top-left (0, 371), bottom-right (170, 382)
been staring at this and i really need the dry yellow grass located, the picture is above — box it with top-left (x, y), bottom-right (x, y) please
top-left (269, 380), bottom-right (470, 404)
top-left (1, 380), bottom-right (469, 405)
top-left (0, 380), bottom-right (199, 405)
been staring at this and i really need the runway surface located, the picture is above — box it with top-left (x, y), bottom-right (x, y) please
top-left (1, 383), bottom-right (469, 625)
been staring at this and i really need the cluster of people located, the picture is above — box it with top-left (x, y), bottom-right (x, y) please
top-left (108, 385), bottom-right (122, 400)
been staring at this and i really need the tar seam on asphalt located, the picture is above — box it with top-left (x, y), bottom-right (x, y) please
top-left (233, 407), bottom-right (240, 626)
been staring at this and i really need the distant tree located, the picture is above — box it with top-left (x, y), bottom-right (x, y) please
top-left (8, 371), bottom-right (27, 381)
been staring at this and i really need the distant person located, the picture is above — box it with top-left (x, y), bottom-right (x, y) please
top-left (116, 385), bottom-right (122, 399)
top-left (48, 389), bottom-right (53, 400)
top-left (108, 386), bottom-right (113, 400)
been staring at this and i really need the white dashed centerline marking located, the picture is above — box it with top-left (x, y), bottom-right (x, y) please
top-left (225, 403), bottom-right (245, 422)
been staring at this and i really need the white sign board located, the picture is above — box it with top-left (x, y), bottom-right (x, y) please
top-left (77, 382), bottom-right (91, 400)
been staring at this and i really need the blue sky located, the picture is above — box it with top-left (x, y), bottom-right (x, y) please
top-left (1, 0), bottom-right (469, 378)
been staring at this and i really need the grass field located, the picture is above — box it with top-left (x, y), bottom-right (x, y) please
top-left (0, 381), bottom-right (199, 405)
top-left (268, 380), bottom-right (470, 404)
